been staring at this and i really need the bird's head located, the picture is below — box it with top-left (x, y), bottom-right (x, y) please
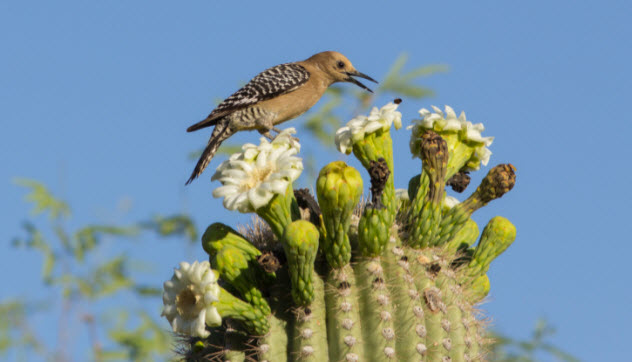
top-left (308, 51), bottom-right (378, 93)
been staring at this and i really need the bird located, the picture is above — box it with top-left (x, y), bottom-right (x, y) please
top-left (185, 51), bottom-right (377, 185)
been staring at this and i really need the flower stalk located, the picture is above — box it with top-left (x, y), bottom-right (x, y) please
top-left (408, 130), bottom-right (449, 248)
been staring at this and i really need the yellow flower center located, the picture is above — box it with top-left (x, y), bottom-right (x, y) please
top-left (176, 285), bottom-right (201, 319)
top-left (242, 164), bottom-right (276, 190)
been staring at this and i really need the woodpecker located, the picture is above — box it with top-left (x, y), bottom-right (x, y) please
top-left (185, 51), bottom-right (377, 185)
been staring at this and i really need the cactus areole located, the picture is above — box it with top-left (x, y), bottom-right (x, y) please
top-left (163, 103), bottom-right (517, 361)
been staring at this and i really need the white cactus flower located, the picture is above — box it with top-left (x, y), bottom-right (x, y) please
top-left (408, 105), bottom-right (494, 171)
top-left (336, 102), bottom-right (402, 154)
top-left (212, 128), bottom-right (303, 213)
top-left (161, 261), bottom-right (222, 338)
top-left (443, 195), bottom-right (461, 209)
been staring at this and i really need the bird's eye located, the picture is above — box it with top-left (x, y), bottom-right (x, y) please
top-left (336, 61), bottom-right (345, 69)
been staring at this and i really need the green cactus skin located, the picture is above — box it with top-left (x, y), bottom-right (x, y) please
top-left (409, 131), bottom-right (449, 248)
top-left (214, 287), bottom-right (269, 336)
top-left (203, 223), bottom-right (272, 315)
top-left (290, 275), bottom-right (329, 361)
top-left (407, 173), bottom-right (423, 201)
top-left (256, 186), bottom-right (296, 240)
top-left (467, 216), bottom-right (517, 280)
top-left (351, 130), bottom-right (397, 225)
top-left (257, 315), bottom-right (289, 361)
top-left (445, 218), bottom-right (479, 253)
top-left (316, 161), bottom-right (363, 269)
top-left (188, 215), bottom-right (513, 361)
top-left (381, 244), bottom-right (426, 360)
top-left (353, 258), bottom-right (396, 360)
top-left (178, 121), bottom-right (517, 362)
top-left (357, 205), bottom-right (391, 257)
top-left (470, 274), bottom-right (491, 303)
top-left (436, 164), bottom-right (516, 247)
top-left (324, 265), bottom-right (365, 361)
top-left (283, 220), bottom-right (320, 306)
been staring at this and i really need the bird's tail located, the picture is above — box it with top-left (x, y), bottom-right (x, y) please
top-left (187, 116), bottom-right (219, 133)
top-left (185, 122), bottom-right (233, 185)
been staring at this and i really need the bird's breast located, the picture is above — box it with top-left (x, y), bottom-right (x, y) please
top-left (257, 80), bottom-right (328, 125)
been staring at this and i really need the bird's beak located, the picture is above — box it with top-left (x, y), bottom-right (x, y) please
top-left (344, 71), bottom-right (378, 93)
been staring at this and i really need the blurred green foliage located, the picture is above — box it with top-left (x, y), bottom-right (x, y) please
top-left (488, 319), bottom-right (580, 362)
top-left (3, 180), bottom-right (196, 361)
top-left (2, 54), bottom-right (577, 361)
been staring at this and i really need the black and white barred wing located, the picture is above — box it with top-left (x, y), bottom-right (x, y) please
top-left (187, 63), bottom-right (310, 132)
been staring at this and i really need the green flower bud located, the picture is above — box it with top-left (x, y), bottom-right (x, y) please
top-left (202, 223), bottom-right (271, 315)
top-left (436, 164), bottom-right (516, 246)
top-left (316, 161), bottom-right (363, 268)
top-left (358, 205), bottom-right (390, 256)
top-left (202, 222), bottom-right (261, 258)
top-left (283, 220), bottom-right (320, 306)
top-left (215, 287), bottom-right (270, 336)
top-left (468, 216), bottom-right (517, 279)
top-left (445, 218), bottom-right (479, 253)
top-left (470, 274), bottom-right (491, 302)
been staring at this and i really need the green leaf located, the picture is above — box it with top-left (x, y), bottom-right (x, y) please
top-left (488, 319), bottom-right (578, 362)
top-left (14, 178), bottom-right (70, 219)
top-left (140, 214), bottom-right (197, 242)
top-left (54, 225), bottom-right (72, 254)
top-left (105, 311), bottom-right (173, 361)
top-left (73, 225), bottom-right (139, 262)
top-left (378, 53), bottom-right (447, 99)
top-left (133, 285), bottom-right (162, 297)
top-left (303, 96), bottom-right (343, 144)
top-left (14, 222), bottom-right (57, 282)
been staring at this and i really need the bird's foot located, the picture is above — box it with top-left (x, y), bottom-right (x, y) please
top-left (258, 127), bottom-right (299, 142)
top-left (259, 130), bottom-right (274, 141)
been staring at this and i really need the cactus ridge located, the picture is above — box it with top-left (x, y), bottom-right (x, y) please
top-left (191, 216), bottom-right (501, 361)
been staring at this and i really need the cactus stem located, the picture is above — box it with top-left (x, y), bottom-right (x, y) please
top-left (214, 288), bottom-right (270, 336)
top-left (290, 275), bottom-right (328, 361)
top-left (325, 265), bottom-right (365, 361)
top-left (467, 216), bottom-right (517, 281)
top-left (409, 131), bottom-right (449, 248)
top-left (283, 220), bottom-right (320, 306)
top-left (445, 218), bottom-right (479, 254)
top-left (317, 161), bottom-right (363, 269)
top-left (256, 186), bottom-right (295, 241)
top-left (354, 257), bottom-right (396, 361)
top-left (381, 244), bottom-right (424, 360)
top-left (202, 223), bottom-right (272, 315)
top-left (436, 164), bottom-right (516, 247)
top-left (257, 314), bottom-right (289, 362)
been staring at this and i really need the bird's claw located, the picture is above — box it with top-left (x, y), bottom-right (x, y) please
top-left (258, 127), bottom-right (299, 142)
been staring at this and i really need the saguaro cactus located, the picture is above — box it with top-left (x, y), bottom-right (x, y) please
top-left (162, 103), bottom-right (516, 361)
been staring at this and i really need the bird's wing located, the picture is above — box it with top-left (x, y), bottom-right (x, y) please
top-left (187, 63), bottom-right (310, 132)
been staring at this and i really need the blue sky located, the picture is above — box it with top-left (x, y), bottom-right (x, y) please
top-left (2, 1), bottom-right (631, 360)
